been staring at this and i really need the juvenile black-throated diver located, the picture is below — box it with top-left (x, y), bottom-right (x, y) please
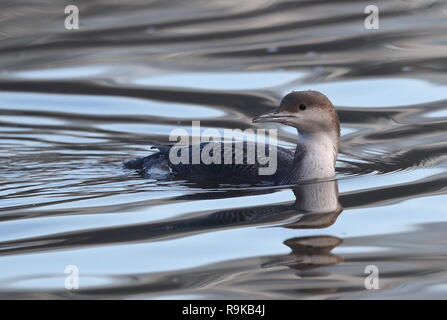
top-left (124, 90), bottom-right (340, 185)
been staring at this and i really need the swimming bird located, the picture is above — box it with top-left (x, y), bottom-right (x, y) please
top-left (124, 90), bottom-right (340, 185)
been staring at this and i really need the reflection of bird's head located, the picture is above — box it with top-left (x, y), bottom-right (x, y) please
top-left (261, 235), bottom-right (343, 276)
top-left (253, 90), bottom-right (340, 137)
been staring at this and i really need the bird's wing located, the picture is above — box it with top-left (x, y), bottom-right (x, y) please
top-left (163, 142), bottom-right (295, 184)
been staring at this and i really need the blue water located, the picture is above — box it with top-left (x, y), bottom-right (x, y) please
top-left (1, 0), bottom-right (447, 299)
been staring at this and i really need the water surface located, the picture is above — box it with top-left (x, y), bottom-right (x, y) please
top-left (1, 0), bottom-right (447, 299)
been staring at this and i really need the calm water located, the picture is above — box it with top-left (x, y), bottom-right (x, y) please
top-left (1, 0), bottom-right (447, 299)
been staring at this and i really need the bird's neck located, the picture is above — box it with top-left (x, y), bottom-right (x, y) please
top-left (293, 130), bottom-right (339, 181)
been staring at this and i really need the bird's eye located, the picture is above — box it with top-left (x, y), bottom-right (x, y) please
top-left (299, 104), bottom-right (306, 110)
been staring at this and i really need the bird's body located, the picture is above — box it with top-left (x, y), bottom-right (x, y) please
top-left (125, 90), bottom-right (340, 186)
top-left (125, 141), bottom-right (302, 185)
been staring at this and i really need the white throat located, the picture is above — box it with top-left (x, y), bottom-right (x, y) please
top-left (295, 131), bottom-right (338, 181)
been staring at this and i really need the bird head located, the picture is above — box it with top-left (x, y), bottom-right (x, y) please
top-left (253, 90), bottom-right (340, 137)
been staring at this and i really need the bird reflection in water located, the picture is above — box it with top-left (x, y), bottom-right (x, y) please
top-left (0, 180), bottom-right (343, 273)
top-left (260, 179), bottom-right (343, 280)
top-left (0, 180), bottom-right (343, 297)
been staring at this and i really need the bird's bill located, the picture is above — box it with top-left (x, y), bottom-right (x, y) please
top-left (252, 111), bottom-right (294, 124)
